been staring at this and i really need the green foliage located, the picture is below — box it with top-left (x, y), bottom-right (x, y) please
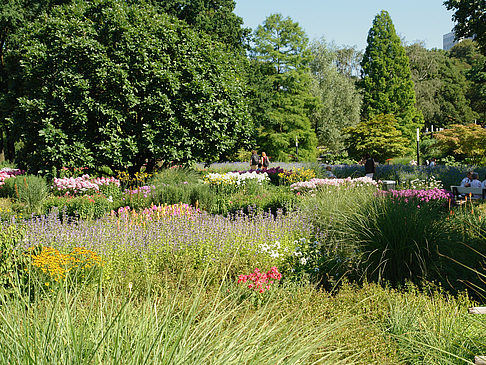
top-left (345, 114), bottom-right (409, 162)
top-left (0, 224), bottom-right (29, 294)
top-left (407, 43), bottom-right (478, 128)
top-left (148, 0), bottom-right (250, 51)
top-left (360, 10), bottom-right (422, 140)
top-left (309, 39), bottom-right (362, 152)
top-left (0, 175), bottom-right (48, 214)
top-left (250, 13), bottom-right (318, 161)
top-left (434, 123), bottom-right (486, 164)
top-left (44, 195), bottom-right (111, 220)
top-left (6, 0), bottom-right (252, 173)
top-left (444, 0), bottom-right (486, 55)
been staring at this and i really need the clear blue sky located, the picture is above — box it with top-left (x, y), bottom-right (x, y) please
top-left (234, 0), bottom-right (456, 50)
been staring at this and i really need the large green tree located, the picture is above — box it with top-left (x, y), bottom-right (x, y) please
top-left (444, 0), bottom-right (486, 55)
top-left (309, 39), bottom-right (362, 152)
top-left (148, 0), bottom-right (250, 51)
top-left (250, 13), bottom-right (318, 161)
top-left (6, 0), bottom-right (252, 173)
top-left (0, 0), bottom-right (74, 160)
top-left (406, 43), bottom-right (478, 128)
top-left (360, 10), bottom-right (422, 140)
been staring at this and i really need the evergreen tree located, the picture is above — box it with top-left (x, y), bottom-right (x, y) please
top-left (360, 10), bottom-right (422, 140)
top-left (250, 13), bottom-right (318, 161)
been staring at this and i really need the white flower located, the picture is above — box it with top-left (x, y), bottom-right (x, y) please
top-left (300, 257), bottom-right (308, 265)
top-left (273, 241), bottom-right (281, 249)
top-left (270, 251), bottom-right (280, 259)
top-left (260, 243), bottom-right (270, 252)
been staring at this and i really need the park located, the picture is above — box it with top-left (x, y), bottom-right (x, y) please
top-left (0, 0), bottom-right (485, 364)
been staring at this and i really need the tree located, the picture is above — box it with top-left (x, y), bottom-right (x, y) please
top-left (444, 0), bottom-right (486, 55)
top-left (334, 45), bottom-right (362, 78)
top-left (406, 43), bottom-right (478, 128)
top-left (250, 13), bottom-right (318, 161)
top-left (148, 0), bottom-right (250, 51)
top-left (0, 0), bottom-right (74, 161)
top-left (360, 10), bottom-right (422, 140)
top-left (6, 0), bottom-right (252, 173)
top-left (309, 39), bottom-right (362, 152)
top-left (434, 124), bottom-right (486, 165)
top-left (345, 114), bottom-right (409, 162)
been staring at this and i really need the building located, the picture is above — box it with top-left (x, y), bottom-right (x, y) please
top-left (443, 31), bottom-right (457, 50)
top-left (443, 30), bottom-right (474, 51)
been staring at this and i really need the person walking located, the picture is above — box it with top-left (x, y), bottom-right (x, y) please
top-left (364, 154), bottom-right (375, 179)
top-left (261, 152), bottom-right (270, 170)
top-left (250, 150), bottom-right (259, 170)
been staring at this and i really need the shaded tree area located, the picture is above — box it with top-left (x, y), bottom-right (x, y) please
top-left (5, 0), bottom-right (252, 173)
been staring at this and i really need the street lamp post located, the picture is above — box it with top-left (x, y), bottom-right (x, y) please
top-left (416, 128), bottom-right (420, 166)
top-left (295, 136), bottom-right (299, 162)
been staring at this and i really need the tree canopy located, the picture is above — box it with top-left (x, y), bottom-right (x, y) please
top-left (444, 0), bottom-right (486, 55)
top-left (345, 114), bottom-right (409, 162)
top-left (6, 0), bottom-right (252, 172)
top-left (250, 13), bottom-right (317, 161)
top-left (360, 10), bottom-right (422, 140)
top-left (309, 39), bottom-right (362, 153)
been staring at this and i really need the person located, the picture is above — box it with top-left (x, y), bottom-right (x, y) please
top-left (256, 162), bottom-right (263, 172)
top-left (429, 157), bottom-right (436, 167)
top-left (325, 166), bottom-right (336, 178)
top-left (483, 175), bottom-right (486, 188)
top-left (470, 173), bottom-right (482, 199)
top-left (364, 154), bottom-right (375, 179)
top-left (250, 150), bottom-right (259, 170)
top-left (261, 152), bottom-right (270, 170)
top-left (460, 171), bottom-right (473, 187)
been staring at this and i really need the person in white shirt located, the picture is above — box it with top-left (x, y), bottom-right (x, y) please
top-left (460, 171), bottom-right (473, 187)
top-left (470, 173), bottom-right (483, 199)
top-left (470, 173), bottom-right (482, 188)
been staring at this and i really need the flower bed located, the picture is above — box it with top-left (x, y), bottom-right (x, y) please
top-left (203, 171), bottom-right (270, 186)
top-left (290, 176), bottom-right (378, 193)
top-left (0, 168), bottom-right (24, 186)
top-left (52, 174), bottom-right (120, 195)
top-left (386, 188), bottom-right (453, 203)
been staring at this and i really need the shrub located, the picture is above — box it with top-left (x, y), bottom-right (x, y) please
top-left (0, 225), bottom-right (31, 295)
top-left (44, 195), bottom-right (111, 219)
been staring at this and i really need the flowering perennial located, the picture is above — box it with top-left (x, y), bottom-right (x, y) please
top-left (30, 246), bottom-right (103, 282)
top-left (124, 185), bottom-right (155, 198)
top-left (238, 267), bottom-right (282, 293)
top-left (290, 176), bottom-right (378, 192)
top-left (203, 171), bottom-right (269, 186)
top-left (112, 203), bottom-right (201, 222)
top-left (52, 175), bottom-right (120, 195)
top-left (0, 168), bottom-right (24, 186)
top-left (386, 188), bottom-right (453, 203)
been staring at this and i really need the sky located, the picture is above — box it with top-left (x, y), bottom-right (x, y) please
top-left (234, 0), bottom-right (456, 51)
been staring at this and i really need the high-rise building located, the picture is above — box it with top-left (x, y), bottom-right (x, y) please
top-left (443, 31), bottom-right (456, 50)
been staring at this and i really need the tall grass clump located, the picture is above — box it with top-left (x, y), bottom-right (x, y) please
top-left (0, 175), bottom-right (48, 214)
top-left (0, 275), bottom-right (358, 365)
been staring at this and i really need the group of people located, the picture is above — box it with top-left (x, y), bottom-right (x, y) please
top-left (250, 150), bottom-right (270, 171)
top-left (461, 171), bottom-right (486, 188)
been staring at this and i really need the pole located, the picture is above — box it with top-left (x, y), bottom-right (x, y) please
top-left (295, 136), bottom-right (299, 162)
top-left (416, 128), bottom-right (420, 166)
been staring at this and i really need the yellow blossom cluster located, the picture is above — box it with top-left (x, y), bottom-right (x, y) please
top-left (278, 168), bottom-right (316, 184)
top-left (29, 246), bottom-right (103, 282)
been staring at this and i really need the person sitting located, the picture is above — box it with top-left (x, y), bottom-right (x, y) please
top-left (256, 163), bottom-right (263, 172)
top-left (460, 171), bottom-right (473, 187)
top-left (470, 173), bottom-right (483, 199)
top-left (364, 154), bottom-right (375, 179)
top-left (325, 166), bottom-right (336, 178)
top-left (429, 157), bottom-right (436, 167)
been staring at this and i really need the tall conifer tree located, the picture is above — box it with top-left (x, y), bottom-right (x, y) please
top-left (360, 10), bottom-right (422, 140)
